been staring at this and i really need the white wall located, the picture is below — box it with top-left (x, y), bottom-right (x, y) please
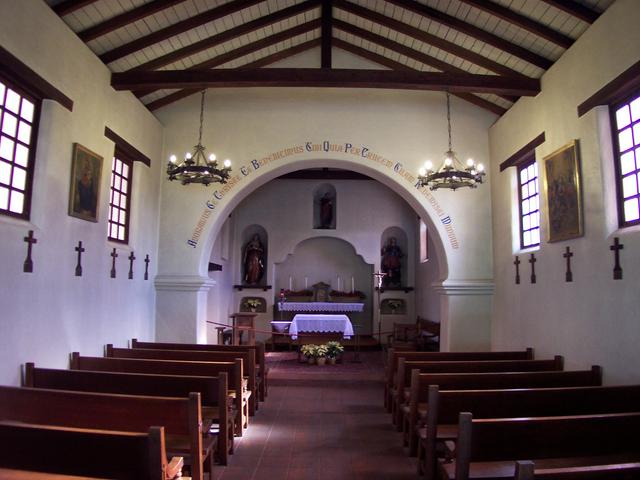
top-left (0, 0), bottom-right (163, 385)
top-left (489, 0), bottom-right (640, 384)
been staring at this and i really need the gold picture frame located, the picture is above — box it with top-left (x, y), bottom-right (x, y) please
top-left (68, 143), bottom-right (103, 222)
top-left (543, 140), bottom-right (583, 242)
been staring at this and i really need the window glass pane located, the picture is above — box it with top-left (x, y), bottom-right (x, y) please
top-left (0, 161), bottom-right (10, 184)
top-left (633, 124), bottom-right (640, 147)
top-left (616, 105), bottom-right (631, 128)
top-left (624, 198), bottom-right (640, 222)
top-left (620, 151), bottom-right (635, 175)
top-left (120, 210), bottom-right (126, 225)
top-left (14, 144), bottom-right (28, 167)
top-left (631, 97), bottom-right (640, 122)
top-left (622, 174), bottom-right (638, 198)
top-left (523, 230), bottom-right (531, 247)
top-left (619, 127), bottom-right (633, 151)
top-left (12, 167), bottom-right (26, 190)
top-left (20, 99), bottom-right (34, 122)
top-left (531, 229), bottom-right (540, 245)
top-left (522, 199), bottom-right (530, 214)
top-left (122, 163), bottom-right (129, 177)
top-left (121, 179), bottom-right (127, 194)
top-left (118, 225), bottom-right (125, 240)
top-left (531, 212), bottom-right (539, 228)
top-left (523, 215), bottom-right (530, 230)
top-left (17, 121), bottom-right (31, 145)
top-left (520, 169), bottom-right (528, 183)
top-left (5, 89), bottom-right (20, 114)
top-left (522, 184), bottom-right (528, 198)
top-left (116, 159), bottom-right (123, 175)
top-left (532, 196), bottom-right (539, 212)
top-left (9, 190), bottom-right (24, 213)
top-left (2, 113), bottom-right (18, 137)
top-left (0, 82), bottom-right (5, 106)
top-left (113, 191), bottom-right (121, 207)
top-left (0, 136), bottom-right (15, 160)
top-left (0, 186), bottom-right (8, 209)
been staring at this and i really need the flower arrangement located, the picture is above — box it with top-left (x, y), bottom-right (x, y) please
top-left (243, 298), bottom-right (261, 311)
top-left (299, 344), bottom-right (317, 358)
top-left (313, 344), bottom-right (329, 358)
top-left (325, 341), bottom-right (344, 359)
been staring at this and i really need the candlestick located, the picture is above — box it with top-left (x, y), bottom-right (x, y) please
top-left (337, 275), bottom-right (341, 291)
top-left (289, 276), bottom-right (293, 291)
top-left (351, 276), bottom-right (355, 293)
top-left (304, 276), bottom-right (308, 289)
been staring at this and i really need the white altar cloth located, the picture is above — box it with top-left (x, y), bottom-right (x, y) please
top-left (289, 314), bottom-right (354, 340)
top-left (278, 302), bottom-right (364, 313)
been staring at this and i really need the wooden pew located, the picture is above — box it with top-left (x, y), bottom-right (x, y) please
top-left (24, 363), bottom-right (232, 465)
top-left (403, 367), bottom-right (602, 457)
top-left (0, 421), bottom-right (182, 480)
top-left (515, 459), bottom-right (640, 479)
top-left (440, 411), bottom-right (640, 480)
top-left (70, 353), bottom-right (246, 437)
top-left (420, 384), bottom-right (640, 480)
top-left (106, 344), bottom-right (257, 418)
top-left (131, 338), bottom-right (268, 402)
top-left (392, 356), bottom-right (563, 427)
top-left (0, 386), bottom-right (206, 480)
top-left (384, 348), bottom-right (534, 411)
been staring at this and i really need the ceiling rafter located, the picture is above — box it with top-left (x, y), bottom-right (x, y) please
top-left (134, 19), bottom-right (321, 98)
top-left (78, 0), bottom-right (189, 42)
top-left (99, 0), bottom-right (265, 64)
top-left (146, 39), bottom-right (322, 111)
top-left (112, 68), bottom-right (540, 96)
top-left (385, 0), bottom-right (553, 70)
top-left (457, 0), bottom-right (573, 49)
top-left (129, 0), bottom-right (321, 72)
top-left (334, 0), bottom-right (528, 79)
top-left (540, 0), bottom-right (600, 23)
top-left (333, 38), bottom-right (506, 116)
top-left (52, 0), bottom-right (99, 16)
top-left (321, 0), bottom-right (333, 68)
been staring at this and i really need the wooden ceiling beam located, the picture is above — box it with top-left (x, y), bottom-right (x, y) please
top-left (112, 68), bottom-right (540, 96)
top-left (334, 0), bottom-right (527, 79)
top-left (540, 0), bottom-right (600, 24)
top-left (333, 39), bottom-right (507, 116)
top-left (457, 0), bottom-right (573, 49)
top-left (99, 0), bottom-right (264, 64)
top-left (321, 0), bottom-right (333, 68)
top-left (385, 0), bottom-right (552, 69)
top-left (129, 0), bottom-right (321, 72)
top-left (78, 0), bottom-right (189, 42)
top-left (52, 0), bottom-right (99, 16)
top-left (146, 39), bottom-right (321, 111)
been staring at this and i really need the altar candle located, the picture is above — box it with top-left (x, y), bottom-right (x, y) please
top-left (351, 276), bottom-right (355, 293)
top-left (336, 275), bottom-right (341, 291)
top-left (289, 276), bottom-right (292, 291)
top-left (304, 277), bottom-right (308, 289)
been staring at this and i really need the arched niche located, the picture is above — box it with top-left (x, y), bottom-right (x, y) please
top-left (313, 183), bottom-right (336, 229)
top-left (240, 225), bottom-right (268, 287)
top-left (380, 227), bottom-right (408, 288)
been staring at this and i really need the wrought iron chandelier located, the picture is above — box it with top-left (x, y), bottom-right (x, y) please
top-left (167, 90), bottom-right (231, 186)
top-left (417, 92), bottom-right (485, 191)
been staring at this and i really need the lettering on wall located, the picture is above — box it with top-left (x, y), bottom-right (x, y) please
top-left (187, 141), bottom-right (459, 249)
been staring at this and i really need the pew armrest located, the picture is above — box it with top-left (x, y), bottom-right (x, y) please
top-left (166, 456), bottom-right (184, 480)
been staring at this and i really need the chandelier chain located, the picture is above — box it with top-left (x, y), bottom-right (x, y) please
top-left (446, 91), bottom-right (452, 152)
top-left (198, 90), bottom-right (205, 146)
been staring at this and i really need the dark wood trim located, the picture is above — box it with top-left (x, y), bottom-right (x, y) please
top-left (499, 132), bottom-right (545, 171)
top-left (78, 0), bottom-right (188, 42)
top-left (458, 0), bottom-right (573, 49)
top-left (321, 0), bottom-right (333, 68)
top-left (129, 0), bottom-right (321, 72)
top-left (540, 0), bottom-right (600, 24)
top-left (333, 39), bottom-right (507, 115)
top-left (385, 0), bottom-right (552, 69)
top-left (52, 0), bottom-right (100, 16)
top-left (334, 0), bottom-right (527, 79)
top-left (104, 127), bottom-right (151, 167)
top-left (135, 19), bottom-right (321, 98)
top-left (577, 59), bottom-right (640, 117)
top-left (99, 0), bottom-right (265, 64)
top-left (146, 39), bottom-right (322, 110)
top-left (0, 46), bottom-right (73, 112)
top-left (112, 68), bottom-right (540, 96)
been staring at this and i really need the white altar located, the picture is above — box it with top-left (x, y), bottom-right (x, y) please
top-left (288, 314), bottom-right (354, 340)
top-left (277, 302), bottom-right (364, 313)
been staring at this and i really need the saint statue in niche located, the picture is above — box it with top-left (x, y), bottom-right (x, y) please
top-left (381, 237), bottom-right (403, 287)
top-left (319, 192), bottom-right (334, 229)
top-left (243, 234), bottom-right (265, 285)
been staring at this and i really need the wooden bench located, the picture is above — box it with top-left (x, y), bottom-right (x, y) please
top-left (24, 363), bottom-right (232, 466)
top-left (106, 344), bottom-right (257, 418)
top-left (392, 356), bottom-right (564, 428)
top-left (515, 459), bottom-right (640, 479)
top-left (420, 384), bottom-right (640, 480)
top-left (0, 421), bottom-right (182, 480)
top-left (0, 386), bottom-right (206, 480)
top-left (440, 411), bottom-right (640, 480)
top-left (384, 348), bottom-right (534, 411)
top-left (131, 338), bottom-right (268, 402)
top-left (70, 353), bottom-right (246, 437)
top-left (404, 367), bottom-right (602, 457)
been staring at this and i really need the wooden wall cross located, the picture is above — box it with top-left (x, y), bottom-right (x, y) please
top-left (144, 254), bottom-right (150, 281)
top-left (529, 253), bottom-right (537, 284)
top-left (513, 256), bottom-right (521, 285)
top-left (23, 230), bottom-right (37, 273)
top-left (563, 246), bottom-right (573, 282)
top-left (74, 241), bottom-right (85, 277)
top-left (128, 251), bottom-right (136, 280)
top-left (610, 237), bottom-right (624, 280)
top-left (110, 248), bottom-right (118, 279)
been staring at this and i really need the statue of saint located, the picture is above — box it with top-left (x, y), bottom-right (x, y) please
top-left (243, 234), bottom-right (264, 285)
top-left (319, 192), bottom-right (333, 229)
top-left (381, 237), bottom-right (403, 287)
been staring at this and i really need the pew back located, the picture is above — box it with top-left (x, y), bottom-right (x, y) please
top-left (515, 460), bottom-right (640, 479)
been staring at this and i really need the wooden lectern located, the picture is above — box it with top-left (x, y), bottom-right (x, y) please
top-left (229, 312), bottom-right (257, 346)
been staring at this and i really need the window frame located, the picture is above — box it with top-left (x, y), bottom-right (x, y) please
top-left (107, 148), bottom-right (134, 244)
top-left (517, 155), bottom-right (541, 249)
top-left (610, 90), bottom-right (640, 228)
top-left (0, 73), bottom-right (42, 220)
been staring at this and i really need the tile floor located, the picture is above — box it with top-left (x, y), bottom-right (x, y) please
top-left (211, 351), bottom-right (418, 480)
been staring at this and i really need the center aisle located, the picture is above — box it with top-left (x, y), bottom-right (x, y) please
top-left (212, 351), bottom-right (417, 480)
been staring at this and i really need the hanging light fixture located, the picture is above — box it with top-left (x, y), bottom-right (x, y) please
top-left (167, 90), bottom-right (231, 186)
top-left (417, 92), bottom-right (485, 191)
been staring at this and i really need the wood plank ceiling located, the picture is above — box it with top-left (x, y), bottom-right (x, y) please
top-left (45, 0), bottom-right (614, 116)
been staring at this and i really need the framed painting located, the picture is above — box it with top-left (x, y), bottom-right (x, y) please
top-left (68, 143), bottom-right (103, 222)
top-left (543, 140), bottom-right (583, 242)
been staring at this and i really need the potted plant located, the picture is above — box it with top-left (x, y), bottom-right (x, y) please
top-left (314, 344), bottom-right (329, 365)
top-left (244, 298), bottom-right (261, 312)
top-left (325, 341), bottom-right (344, 364)
top-left (300, 344), bottom-right (316, 363)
